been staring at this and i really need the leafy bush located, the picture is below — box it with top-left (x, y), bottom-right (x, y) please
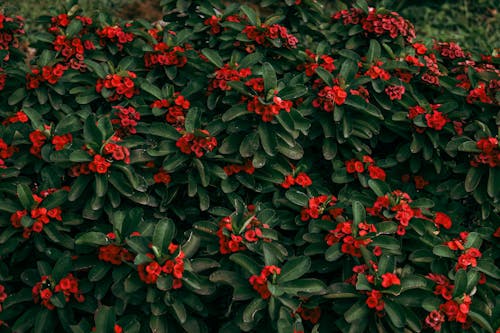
top-left (0, 0), bottom-right (499, 332)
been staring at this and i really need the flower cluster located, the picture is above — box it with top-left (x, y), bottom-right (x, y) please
top-left (367, 190), bottom-right (423, 236)
top-left (324, 220), bottom-right (376, 257)
top-left (137, 244), bottom-right (185, 289)
top-left (51, 133), bottom-right (73, 151)
top-left (297, 49), bottom-right (335, 77)
top-left (446, 232), bottom-right (482, 271)
top-left (408, 104), bottom-right (449, 132)
top-left (242, 24), bottom-right (298, 49)
top-left (300, 195), bottom-right (342, 221)
top-left (385, 85), bottom-right (405, 100)
top-left (144, 42), bottom-right (187, 68)
top-left (111, 105), bottom-right (140, 136)
top-left (246, 94), bottom-right (293, 122)
top-left (471, 137), bottom-right (499, 167)
top-left (95, 71), bottom-right (138, 101)
top-left (466, 82), bottom-right (494, 104)
top-left (0, 68), bottom-right (5, 91)
top-left (96, 25), bottom-right (134, 51)
top-left (151, 93), bottom-right (190, 128)
top-left (0, 284), bottom-right (7, 310)
top-left (365, 61), bottom-right (391, 80)
top-left (1, 110), bottom-right (29, 125)
top-left (209, 63), bottom-right (252, 91)
top-left (281, 172), bottom-right (312, 188)
top-left (29, 129), bottom-right (47, 157)
top-left (10, 194), bottom-right (63, 239)
top-left (153, 168), bottom-right (171, 184)
top-left (312, 85), bottom-right (347, 112)
top-left (88, 154), bottom-right (111, 174)
top-left (0, 14), bottom-right (24, 54)
top-left (223, 160), bottom-right (255, 176)
top-left (99, 244), bottom-right (134, 265)
top-left (434, 42), bottom-right (466, 60)
top-left (26, 64), bottom-right (68, 89)
top-left (217, 213), bottom-right (270, 254)
top-left (0, 138), bottom-right (17, 167)
top-left (32, 274), bottom-right (84, 310)
top-left (425, 274), bottom-right (473, 329)
top-left (295, 305), bottom-right (321, 324)
top-left (176, 130), bottom-right (217, 157)
top-left (249, 265), bottom-right (281, 299)
top-left (203, 14), bottom-right (241, 35)
top-left (345, 155), bottom-right (386, 181)
top-left (332, 8), bottom-right (416, 43)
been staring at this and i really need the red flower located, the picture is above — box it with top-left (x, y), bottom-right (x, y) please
top-left (425, 111), bottom-right (449, 130)
top-left (281, 174), bottom-right (295, 188)
top-left (367, 165), bottom-right (386, 181)
top-left (88, 154), bottom-right (111, 174)
top-left (425, 310), bottom-right (445, 331)
top-left (381, 272), bottom-right (401, 288)
top-left (434, 212), bottom-right (452, 229)
top-left (294, 172), bottom-right (312, 187)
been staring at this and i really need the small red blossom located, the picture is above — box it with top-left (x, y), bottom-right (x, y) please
top-left (249, 265), bottom-right (281, 299)
top-left (380, 272), bottom-right (401, 288)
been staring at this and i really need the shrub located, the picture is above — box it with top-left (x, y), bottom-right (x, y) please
top-left (0, 0), bottom-right (499, 332)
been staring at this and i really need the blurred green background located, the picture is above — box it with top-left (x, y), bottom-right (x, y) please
top-left (1, 0), bottom-right (498, 53)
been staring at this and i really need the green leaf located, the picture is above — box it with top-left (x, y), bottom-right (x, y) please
top-left (278, 256), bottom-right (311, 283)
top-left (315, 67), bottom-right (333, 86)
top-left (468, 311), bottom-right (494, 333)
top-left (229, 252), bottom-right (260, 275)
top-left (222, 104), bottom-right (249, 122)
top-left (201, 48), bottom-right (224, 68)
top-left (241, 5), bottom-right (259, 26)
top-left (68, 175), bottom-right (91, 201)
top-left (140, 80), bottom-right (163, 99)
top-left (8, 87), bottom-right (26, 105)
top-left (384, 299), bottom-right (405, 328)
top-left (476, 260), bottom-right (500, 279)
top-left (34, 308), bottom-right (54, 333)
top-left (95, 306), bottom-right (116, 333)
top-left (84, 59), bottom-right (107, 78)
top-left (243, 298), bottom-right (266, 323)
top-left (345, 95), bottom-right (383, 120)
top-left (69, 150), bottom-right (92, 163)
top-left (95, 174), bottom-right (108, 198)
top-left (325, 243), bottom-right (343, 261)
top-left (278, 85), bottom-right (307, 100)
top-left (285, 189), bottom-right (309, 206)
top-left (41, 190), bottom-right (68, 209)
top-left (240, 131), bottom-right (260, 158)
top-left (262, 62), bottom-right (277, 92)
top-left (88, 261), bottom-right (111, 282)
top-left (75, 232), bottom-right (109, 246)
top-left (83, 114), bottom-right (103, 145)
top-left (344, 301), bottom-right (369, 323)
top-left (51, 253), bottom-right (72, 281)
top-left (368, 179), bottom-right (390, 196)
top-left (367, 39), bottom-right (381, 62)
top-left (453, 269), bottom-right (467, 297)
top-left (258, 123), bottom-right (277, 156)
top-left (17, 183), bottom-right (35, 210)
top-left (465, 167), bottom-right (483, 192)
top-left (487, 167), bottom-right (500, 199)
top-left (352, 201), bottom-right (365, 224)
top-left (185, 107), bottom-right (202, 133)
top-left (279, 278), bottom-right (327, 295)
top-left (149, 316), bottom-right (168, 333)
top-left (339, 59), bottom-right (358, 82)
top-left (152, 218), bottom-right (175, 257)
top-left (432, 245), bottom-right (456, 258)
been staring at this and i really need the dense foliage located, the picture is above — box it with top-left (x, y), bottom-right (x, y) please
top-left (0, 0), bottom-right (499, 332)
